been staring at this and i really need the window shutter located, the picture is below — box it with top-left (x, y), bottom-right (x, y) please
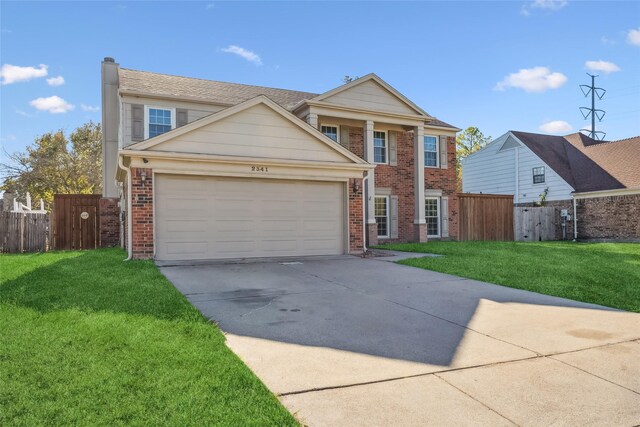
top-left (340, 126), bottom-right (350, 150)
top-left (131, 104), bottom-right (144, 142)
top-left (390, 195), bottom-right (399, 239)
top-left (441, 197), bottom-right (449, 238)
top-left (389, 131), bottom-right (397, 166)
top-left (176, 108), bottom-right (188, 127)
top-left (439, 135), bottom-right (448, 169)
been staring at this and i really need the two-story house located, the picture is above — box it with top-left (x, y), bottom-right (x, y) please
top-left (101, 57), bottom-right (459, 260)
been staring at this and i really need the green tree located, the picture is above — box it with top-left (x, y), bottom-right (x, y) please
top-left (1, 122), bottom-right (102, 210)
top-left (455, 126), bottom-right (492, 191)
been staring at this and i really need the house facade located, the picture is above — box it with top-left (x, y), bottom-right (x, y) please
top-left (462, 131), bottom-right (640, 241)
top-left (101, 58), bottom-right (460, 260)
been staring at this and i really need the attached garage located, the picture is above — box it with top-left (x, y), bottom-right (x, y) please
top-left (118, 96), bottom-right (372, 260)
top-left (155, 174), bottom-right (345, 260)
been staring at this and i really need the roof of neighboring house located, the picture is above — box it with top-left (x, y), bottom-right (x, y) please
top-left (118, 68), bottom-right (458, 128)
top-left (510, 131), bottom-right (640, 193)
top-left (119, 68), bottom-right (319, 110)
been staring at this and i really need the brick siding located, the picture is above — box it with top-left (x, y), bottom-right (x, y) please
top-left (425, 135), bottom-right (458, 240)
top-left (99, 197), bottom-right (120, 247)
top-left (349, 178), bottom-right (364, 253)
top-left (130, 167), bottom-right (154, 259)
top-left (576, 194), bottom-right (640, 240)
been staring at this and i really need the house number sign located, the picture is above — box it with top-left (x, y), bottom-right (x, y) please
top-left (251, 166), bottom-right (269, 172)
top-left (80, 212), bottom-right (89, 220)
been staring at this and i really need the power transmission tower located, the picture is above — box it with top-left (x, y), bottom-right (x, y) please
top-left (579, 73), bottom-right (606, 140)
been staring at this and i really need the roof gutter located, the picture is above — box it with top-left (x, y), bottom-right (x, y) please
top-left (118, 155), bottom-right (133, 261)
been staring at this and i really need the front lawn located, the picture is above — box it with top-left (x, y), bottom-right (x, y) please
top-left (0, 249), bottom-right (297, 426)
top-left (375, 241), bottom-right (640, 312)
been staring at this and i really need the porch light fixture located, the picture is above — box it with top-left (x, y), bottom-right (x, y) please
top-left (353, 179), bottom-right (360, 192)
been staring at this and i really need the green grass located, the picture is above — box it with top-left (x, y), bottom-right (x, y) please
top-left (0, 249), bottom-right (297, 426)
top-left (375, 241), bottom-right (640, 312)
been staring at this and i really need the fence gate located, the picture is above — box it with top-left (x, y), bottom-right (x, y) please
top-left (514, 207), bottom-right (556, 241)
top-left (458, 193), bottom-right (514, 241)
top-left (53, 194), bottom-right (101, 250)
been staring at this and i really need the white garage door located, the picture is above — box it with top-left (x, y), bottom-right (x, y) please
top-left (155, 174), bottom-right (345, 260)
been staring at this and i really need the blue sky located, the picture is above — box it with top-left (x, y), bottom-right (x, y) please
top-left (1, 1), bottom-right (639, 162)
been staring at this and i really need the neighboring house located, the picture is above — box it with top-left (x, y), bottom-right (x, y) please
top-left (462, 131), bottom-right (640, 241)
top-left (101, 57), bottom-right (460, 260)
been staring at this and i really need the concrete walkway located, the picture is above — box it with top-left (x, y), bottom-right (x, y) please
top-left (160, 254), bottom-right (640, 426)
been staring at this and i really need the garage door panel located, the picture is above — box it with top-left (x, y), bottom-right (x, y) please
top-left (156, 175), bottom-right (345, 260)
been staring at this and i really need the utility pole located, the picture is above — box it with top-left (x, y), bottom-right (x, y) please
top-left (579, 73), bottom-right (606, 140)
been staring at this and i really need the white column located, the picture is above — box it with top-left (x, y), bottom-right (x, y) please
top-left (364, 120), bottom-right (376, 223)
top-left (306, 113), bottom-right (318, 129)
top-left (414, 125), bottom-right (426, 224)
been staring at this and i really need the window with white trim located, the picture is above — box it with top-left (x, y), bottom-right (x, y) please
top-left (533, 166), bottom-right (545, 184)
top-left (321, 125), bottom-right (339, 142)
top-left (424, 135), bottom-right (438, 167)
top-left (425, 197), bottom-right (440, 237)
top-left (375, 195), bottom-right (389, 238)
top-left (146, 107), bottom-right (175, 139)
top-left (373, 131), bottom-right (387, 164)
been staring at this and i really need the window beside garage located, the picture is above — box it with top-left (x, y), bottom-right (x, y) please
top-left (375, 195), bottom-right (389, 238)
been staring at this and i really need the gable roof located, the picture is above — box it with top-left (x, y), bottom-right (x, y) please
top-left (123, 95), bottom-right (370, 166)
top-left (119, 68), bottom-right (318, 110)
top-left (510, 131), bottom-right (640, 192)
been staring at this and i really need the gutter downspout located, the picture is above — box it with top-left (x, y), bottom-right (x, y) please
top-left (573, 195), bottom-right (578, 241)
top-left (118, 155), bottom-right (133, 260)
top-left (362, 173), bottom-right (370, 253)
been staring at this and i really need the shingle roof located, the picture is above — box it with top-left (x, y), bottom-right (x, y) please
top-left (119, 67), bottom-right (458, 129)
top-left (510, 131), bottom-right (640, 192)
top-left (119, 68), bottom-right (319, 110)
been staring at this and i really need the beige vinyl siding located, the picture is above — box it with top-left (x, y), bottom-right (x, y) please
top-left (150, 103), bottom-right (350, 163)
top-left (155, 174), bottom-right (345, 260)
top-left (322, 80), bottom-right (418, 115)
top-left (121, 95), bottom-right (225, 146)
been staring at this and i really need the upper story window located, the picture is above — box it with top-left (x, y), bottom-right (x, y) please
top-left (146, 107), bottom-right (175, 139)
top-left (533, 166), bottom-right (545, 184)
top-left (424, 135), bottom-right (438, 167)
top-left (373, 131), bottom-right (387, 164)
top-left (321, 125), bottom-right (339, 142)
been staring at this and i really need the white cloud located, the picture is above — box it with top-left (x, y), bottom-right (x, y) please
top-left (221, 45), bottom-right (262, 65)
top-left (1, 63), bottom-right (48, 85)
top-left (600, 36), bottom-right (615, 46)
top-left (540, 120), bottom-right (572, 134)
top-left (495, 66), bottom-right (567, 93)
top-left (29, 96), bottom-right (75, 114)
top-left (627, 28), bottom-right (640, 47)
top-left (15, 109), bottom-right (34, 117)
top-left (585, 60), bottom-right (621, 74)
top-left (46, 75), bottom-right (65, 86)
top-left (81, 104), bottom-right (100, 112)
top-left (521, 0), bottom-right (567, 16)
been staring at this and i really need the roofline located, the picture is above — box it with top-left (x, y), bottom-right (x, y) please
top-left (573, 187), bottom-right (640, 199)
top-left (309, 73), bottom-right (432, 118)
top-left (123, 94), bottom-right (370, 166)
top-left (119, 89), bottom-right (235, 107)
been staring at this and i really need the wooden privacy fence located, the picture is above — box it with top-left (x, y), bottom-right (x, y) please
top-left (514, 206), bottom-right (556, 241)
top-left (0, 211), bottom-right (49, 253)
top-left (458, 193), bottom-right (514, 241)
top-left (52, 194), bottom-right (101, 250)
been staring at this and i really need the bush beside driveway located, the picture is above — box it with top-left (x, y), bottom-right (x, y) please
top-left (0, 249), bottom-right (297, 426)
top-left (376, 241), bottom-right (640, 312)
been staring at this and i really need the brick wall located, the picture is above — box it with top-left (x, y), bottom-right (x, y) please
top-left (348, 177), bottom-right (364, 253)
top-left (99, 197), bottom-right (120, 247)
top-left (424, 135), bottom-right (458, 240)
top-left (375, 131), bottom-right (416, 242)
top-left (130, 167), bottom-right (154, 259)
top-left (576, 193), bottom-right (640, 240)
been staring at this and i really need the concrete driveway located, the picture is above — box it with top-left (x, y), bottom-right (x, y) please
top-left (159, 252), bottom-right (640, 426)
